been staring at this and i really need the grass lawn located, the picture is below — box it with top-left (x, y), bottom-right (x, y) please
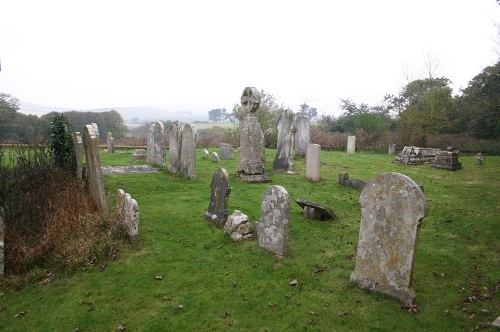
top-left (1, 148), bottom-right (499, 331)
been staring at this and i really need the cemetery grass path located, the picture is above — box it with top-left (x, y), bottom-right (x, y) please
top-left (0, 149), bottom-right (499, 331)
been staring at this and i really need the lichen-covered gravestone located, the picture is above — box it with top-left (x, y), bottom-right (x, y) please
top-left (257, 185), bottom-right (290, 257)
top-left (169, 121), bottom-right (183, 174)
top-left (273, 113), bottom-right (296, 173)
top-left (181, 124), bottom-right (196, 179)
top-left (294, 116), bottom-right (310, 157)
top-left (147, 121), bottom-right (166, 166)
top-left (224, 210), bottom-right (253, 242)
top-left (219, 143), bottom-right (234, 160)
top-left (117, 189), bottom-right (140, 242)
top-left (73, 132), bottom-right (83, 179)
top-left (204, 168), bottom-right (231, 228)
top-left (83, 123), bottom-right (107, 211)
top-left (350, 172), bottom-right (427, 304)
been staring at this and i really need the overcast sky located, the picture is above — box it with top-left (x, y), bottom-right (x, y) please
top-left (1, 0), bottom-right (500, 117)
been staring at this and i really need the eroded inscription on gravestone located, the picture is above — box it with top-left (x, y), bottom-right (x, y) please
top-left (169, 121), bottom-right (183, 174)
top-left (83, 123), bottom-right (107, 211)
top-left (147, 121), bottom-right (166, 166)
top-left (273, 112), bottom-right (296, 173)
top-left (204, 168), bottom-right (231, 228)
top-left (117, 189), bottom-right (140, 243)
top-left (181, 124), bottom-right (196, 179)
top-left (294, 116), bottom-right (310, 157)
top-left (73, 132), bottom-right (83, 179)
top-left (257, 185), bottom-right (290, 257)
top-left (350, 172), bottom-right (427, 304)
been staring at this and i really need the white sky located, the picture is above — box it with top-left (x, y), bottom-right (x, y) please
top-left (1, 0), bottom-right (500, 117)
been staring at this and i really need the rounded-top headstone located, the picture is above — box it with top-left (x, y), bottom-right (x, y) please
top-left (241, 87), bottom-right (261, 113)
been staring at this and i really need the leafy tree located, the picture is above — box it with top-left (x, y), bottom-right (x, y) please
top-left (48, 113), bottom-right (76, 173)
top-left (0, 93), bottom-right (20, 141)
top-left (208, 108), bottom-right (226, 123)
top-left (296, 103), bottom-right (318, 119)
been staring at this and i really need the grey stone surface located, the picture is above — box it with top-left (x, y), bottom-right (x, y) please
top-left (257, 185), bottom-right (290, 257)
top-left (338, 172), bottom-right (366, 191)
top-left (273, 113), bottom-right (296, 173)
top-left (131, 149), bottom-right (147, 162)
top-left (395, 146), bottom-right (441, 165)
top-left (106, 132), bottom-right (115, 154)
top-left (219, 143), bottom-right (234, 160)
top-left (83, 123), bottom-right (107, 211)
top-left (202, 149), bottom-right (209, 159)
top-left (294, 116), bottom-right (310, 157)
top-left (431, 149), bottom-right (462, 171)
top-left (181, 123), bottom-right (196, 179)
top-left (388, 143), bottom-right (396, 155)
top-left (0, 207), bottom-right (4, 279)
top-left (492, 316), bottom-right (500, 328)
top-left (117, 189), bottom-right (140, 242)
top-left (147, 121), bottom-right (166, 166)
top-left (101, 165), bottom-right (158, 175)
top-left (224, 210), bottom-right (253, 242)
top-left (212, 151), bottom-right (220, 163)
top-left (347, 136), bottom-right (356, 154)
top-left (295, 198), bottom-right (337, 221)
top-left (350, 172), bottom-right (427, 304)
top-left (205, 168), bottom-right (231, 228)
top-left (169, 121), bottom-right (183, 174)
top-left (73, 132), bottom-right (83, 179)
top-left (306, 143), bottom-right (321, 181)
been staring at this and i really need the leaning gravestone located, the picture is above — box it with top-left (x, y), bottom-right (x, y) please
top-left (347, 135), bottom-right (356, 154)
top-left (147, 121), bottom-right (166, 166)
top-left (306, 143), bottom-right (321, 181)
top-left (169, 121), bottom-right (183, 174)
top-left (73, 132), bottom-right (83, 179)
top-left (181, 124), bottom-right (196, 179)
top-left (350, 172), bottom-right (427, 304)
top-left (219, 143), bottom-right (234, 160)
top-left (204, 168), bottom-right (231, 228)
top-left (338, 172), bottom-right (366, 191)
top-left (106, 131), bottom-right (115, 153)
top-left (294, 116), bottom-right (310, 157)
top-left (235, 87), bottom-right (270, 183)
top-left (83, 123), bottom-right (107, 211)
top-left (0, 207), bottom-right (4, 279)
top-left (117, 189), bottom-right (140, 243)
top-left (257, 185), bottom-right (290, 257)
top-left (295, 198), bottom-right (337, 221)
top-left (273, 112), bottom-right (296, 173)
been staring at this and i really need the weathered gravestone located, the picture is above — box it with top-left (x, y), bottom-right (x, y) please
top-left (73, 132), bottom-right (83, 179)
top-left (83, 123), bottom-right (107, 211)
top-left (106, 132), bottom-right (115, 153)
top-left (257, 185), bottom-right (290, 257)
top-left (347, 136), bottom-right (356, 154)
top-left (204, 168), bottom-right (231, 228)
top-left (306, 143), bottom-right (321, 181)
top-left (131, 149), bottom-right (147, 162)
top-left (295, 198), bottom-right (337, 221)
top-left (219, 143), bottom-right (234, 160)
top-left (0, 207), bottom-right (4, 279)
top-left (431, 148), bottom-right (462, 171)
top-left (273, 113), bottom-right (296, 173)
top-left (475, 153), bottom-right (484, 166)
top-left (395, 146), bottom-right (441, 165)
top-left (235, 87), bottom-right (270, 183)
top-left (169, 121), bottom-right (183, 174)
top-left (202, 149), bottom-right (209, 159)
top-left (147, 121), bottom-right (166, 166)
top-left (224, 210), bottom-right (254, 242)
top-left (181, 124), bottom-right (197, 179)
top-left (388, 143), bottom-right (396, 155)
top-left (338, 172), bottom-right (366, 191)
top-left (117, 189), bottom-right (140, 243)
top-left (294, 116), bottom-right (310, 157)
top-left (350, 172), bottom-right (427, 304)
top-left (212, 152), bottom-right (220, 163)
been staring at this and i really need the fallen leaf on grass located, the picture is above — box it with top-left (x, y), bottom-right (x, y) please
top-left (175, 305), bottom-right (184, 310)
top-left (79, 300), bottom-right (93, 305)
top-left (86, 290), bottom-right (92, 296)
top-left (14, 310), bottom-right (28, 318)
top-left (73, 327), bottom-right (80, 332)
top-left (117, 322), bottom-right (126, 330)
top-left (162, 296), bottom-right (172, 302)
top-left (87, 306), bottom-right (94, 312)
top-left (99, 264), bottom-right (107, 272)
top-left (221, 312), bottom-right (231, 318)
top-left (340, 311), bottom-right (349, 318)
top-left (0, 307), bottom-right (7, 312)
top-left (401, 303), bottom-right (419, 314)
top-left (288, 279), bottom-right (298, 286)
top-left (155, 275), bottom-right (163, 281)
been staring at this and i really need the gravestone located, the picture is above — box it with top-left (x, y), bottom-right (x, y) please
top-left (235, 87), bottom-right (270, 183)
top-left (204, 168), bottom-right (231, 228)
top-left (202, 149), bottom-right (209, 159)
top-left (169, 121), bottom-right (183, 174)
top-left (347, 136), bottom-right (356, 154)
top-left (181, 124), bottom-right (196, 179)
top-left (212, 152), bottom-right (220, 163)
top-left (295, 198), bottom-right (337, 221)
top-left (257, 185), bottom-right (290, 257)
top-left (294, 116), bottom-right (310, 157)
top-left (338, 172), bottom-right (366, 191)
top-left (388, 143), bottom-right (396, 155)
top-left (0, 207), bottom-right (4, 279)
top-left (147, 121), bottom-right (166, 166)
top-left (131, 149), bottom-right (147, 162)
top-left (106, 132), bottom-right (115, 153)
top-left (83, 123), bottom-right (107, 211)
top-left (475, 153), bottom-right (484, 166)
top-left (350, 172), bottom-right (427, 304)
top-left (273, 113), bottom-right (296, 173)
top-left (431, 148), bottom-right (462, 171)
top-left (73, 132), bottom-right (83, 178)
top-left (395, 146), bottom-right (441, 165)
top-left (306, 143), bottom-right (321, 181)
top-left (219, 143), bottom-right (234, 160)
top-left (224, 210), bottom-right (254, 242)
top-left (117, 189), bottom-right (140, 243)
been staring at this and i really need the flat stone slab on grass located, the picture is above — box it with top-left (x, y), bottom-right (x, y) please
top-left (295, 198), bottom-right (337, 221)
top-left (101, 165), bottom-right (158, 175)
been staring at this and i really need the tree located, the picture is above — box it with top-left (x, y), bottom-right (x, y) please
top-left (0, 93), bottom-right (20, 141)
top-left (296, 103), bottom-right (318, 119)
top-left (208, 108), bottom-right (226, 123)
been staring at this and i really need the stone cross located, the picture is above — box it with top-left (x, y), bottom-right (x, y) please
top-left (204, 168), bottom-right (231, 228)
top-left (117, 189), bottom-right (139, 242)
top-left (147, 121), bottom-right (166, 166)
top-left (273, 113), bottom-right (296, 173)
top-left (169, 121), bottom-right (183, 174)
top-left (294, 116), bottom-right (310, 157)
top-left (73, 132), bottom-right (83, 179)
top-left (257, 185), bottom-right (290, 257)
top-left (106, 131), bottom-right (115, 154)
top-left (350, 172), bottom-right (427, 304)
top-left (180, 123), bottom-right (196, 179)
top-left (347, 135), bottom-right (356, 154)
top-left (306, 143), bottom-right (321, 181)
top-left (83, 123), bottom-right (107, 211)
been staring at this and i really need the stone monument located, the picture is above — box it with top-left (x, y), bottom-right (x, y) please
top-left (169, 121), bottom-right (183, 174)
top-left (83, 123), bottom-right (107, 211)
top-left (306, 143), bottom-right (321, 181)
top-left (117, 189), bottom-right (139, 243)
top-left (106, 131), bottom-right (115, 154)
top-left (180, 123), bottom-right (196, 179)
top-left (219, 143), bottom-right (234, 160)
top-left (224, 210), bottom-right (254, 242)
top-left (347, 136), bottom-right (356, 154)
top-left (294, 116), bottom-right (310, 157)
top-left (147, 121), bottom-right (166, 167)
top-left (73, 132), bottom-right (83, 179)
top-left (273, 112), bottom-right (296, 173)
top-left (204, 168), bottom-right (231, 228)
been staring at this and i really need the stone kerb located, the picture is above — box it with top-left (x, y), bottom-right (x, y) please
top-left (169, 121), bottom-right (183, 174)
top-left (73, 132), bottom-right (83, 179)
top-left (117, 189), bottom-right (140, 243)
top-left (181, 123), bottom-right (196, 179)
top-left (294, 116), bottom-right (310, 157)
top-left (306, 143), bottom-right (321, 181)
top-left (147, 121), bottom-right (166, 167)
top-left (204, 168), bottom-right (231, 228)
top-left (347, 136), bottom-right (356, 154)
top-left (350, 172), bottom-right (427, 304)
top-left (257, 185), bottom-right (290, 257)
top-left (83, 123), bottom-right (107, 211)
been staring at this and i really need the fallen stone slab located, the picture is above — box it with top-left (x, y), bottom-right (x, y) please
top-left (295, 198), bottom-right (337, 221)
top-left (101, 165), bottom-right (159, 175)
top-left (338, 172), bottom-right (366, 191)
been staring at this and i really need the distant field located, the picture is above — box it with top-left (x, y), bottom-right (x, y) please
top-left (192, 122), bottom-right (235, 130)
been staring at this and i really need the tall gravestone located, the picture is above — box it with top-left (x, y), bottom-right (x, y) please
top-left (106, 131), bottom-right (115, 153)
top-left (181, 123), bottom-right (196, 179)
top-left (350, 172), bottom-right (427, 304)
top-left (257, 185), bottom-right (290, 257)
top-left (235, 87), bottom-right (270, 183)
top-left (347, 136), bottom-right (356, 154)
top-left (147, 121), bottom-right (166, 166)
top-left (169, 121), bottom-right (183, 174)
top-left (273, 113), bottom-right (296, 173)
top-left (294, 116), bottom-right (310, 157)
top-left (83, 123), bottom-right (107, 211)
top-left (0, 207), bottom-right (4, 279)
top-left (73, 132), bottom-right (83, 179)
top-left (204, 168), bottom-right (231, 228)
top-left (306, 143), bottom-right (321, 181)
top-left (117, 189), bottom-right (140, 243)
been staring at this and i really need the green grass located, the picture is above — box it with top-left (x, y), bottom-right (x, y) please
top-left (1, 149), bottom-right (499, 331)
